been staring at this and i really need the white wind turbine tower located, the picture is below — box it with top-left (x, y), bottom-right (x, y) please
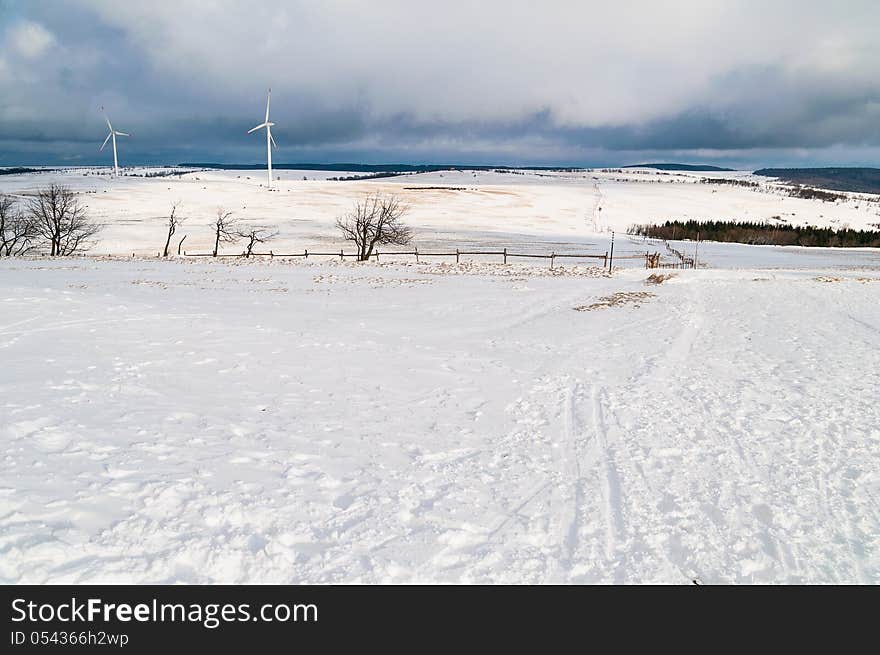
top-left (247, 88), bottom-right (278, 188)
top-left (99, 108), bottom-right (129, 177)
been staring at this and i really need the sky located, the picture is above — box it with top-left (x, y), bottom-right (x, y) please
top-left (1, 0), bottom-right (879, 169)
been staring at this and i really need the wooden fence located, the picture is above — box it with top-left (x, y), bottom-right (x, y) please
top-left (643, 240), bottom-right (696, 269)
top-left (184, 246), bottom-right (623, 269)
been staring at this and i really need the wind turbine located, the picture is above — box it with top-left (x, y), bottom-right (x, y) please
top-left (99, 108), bottom-right (129, 177)
top-left (247, 88), bottom-right (277, 188)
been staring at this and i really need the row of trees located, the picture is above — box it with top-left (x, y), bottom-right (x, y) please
top-left (2, 186), bottom-right (413, 260)
top-left (205, 209), bottom-right (279, 258)
top-left (698, 176), bottom-right (852, 202)
top-left (1, 185), bottom-right (100, 256)
top-left (200, 193), bottom-right (412, 259)
top-left (156, 202), bottom-right (281, 258)
top-left (629, 219), bottom-right (880, 248)
top-left (192, 192), bottom-right (411, 260)
top-left (699, 177), bottom-right (759, 189)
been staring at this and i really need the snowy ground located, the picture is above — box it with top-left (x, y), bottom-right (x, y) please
top-left (1, 256), bottom-right (878, 583)
top-left (2, 167), bottom-right (879, 583)
top-left (1, 167), bottom-right (878, 263)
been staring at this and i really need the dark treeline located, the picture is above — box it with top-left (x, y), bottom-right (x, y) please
top-left (785, 186), bottom-right (847, 202)
top-left (699, 176), bottom-right (848, 201)
top-left (700, 177), bottom-right (759, 188)
top-left (1, 167), bottom-right (57, 175)
top-left (624, 163), bottom-right (736, 171)
top-left (629, 220), bottom-right (880, 248)
top-left (179, 163), bottom-right (585, 173)
top-left (328, 171), bottom-right (413, 181)
top-left (121, 169), bottom-right (190, 178)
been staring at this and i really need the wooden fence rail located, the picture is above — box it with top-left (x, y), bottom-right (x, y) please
top-left (643, 240), bottom-right (697, 269)
top-left (180, 245), bottom-right (683, 271)
top-left (184, 246), bottom-right (621, 269)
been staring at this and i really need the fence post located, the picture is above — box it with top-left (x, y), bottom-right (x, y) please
top-left (304, 249), bottom-right (308, 259)
top-left (456, 248), bottom-right (460, 264)
top-left (550, 252), bottom-right (555, 269)
top-left (608, 231), bottom-right (615, 271)
top-left (604, 251), bottom-right (608, 268)
top-left (340, 249), bottom-right (344, 261)
top-left (270, 251), bottom-right (274, 259)
top-left (375, 250), bottom-right (379, 261)
top-left (503, 247), bottom-right (507, 264)
top-left (415, 247), bottom-right (419, 263)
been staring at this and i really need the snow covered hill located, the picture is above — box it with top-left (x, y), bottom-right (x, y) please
top-left (1, 257), bottom-right (877, 583)
top-left (1, 167), bottom-right (878, 261)
top-left (1, 167), bottom-right (879, 583)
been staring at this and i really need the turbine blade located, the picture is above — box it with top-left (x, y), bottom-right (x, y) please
top-left (115, 131), bottom-right (129, 137)
top-left (265, 88), bottom-right (271, 123)
top-left (106, 117), bottom-right (113, 131)
top-left (100, 132), bottom-right (112, 151)
top-left (270, 132), bottom-right (278, 150)
top-left (247, 123), bottom-right (267, 134)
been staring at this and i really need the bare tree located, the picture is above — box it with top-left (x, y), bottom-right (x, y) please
top-left (0, 194), bottom-right (38, 257)
top-left (162, 202), bottom-right (185, 257)
top-left (236, 226), bottom-right (278, 257)
top-left (26, 184), bottom-right (101, 256)
top-left (336, 193), bottom-right (412, 261)
top-left (211, 208), bottom-right (239, 256)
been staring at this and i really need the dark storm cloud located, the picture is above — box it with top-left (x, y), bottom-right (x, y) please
top-left (1, 0), bottom-right (879, 167)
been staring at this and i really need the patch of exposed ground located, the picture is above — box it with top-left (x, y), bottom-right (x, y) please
top-left (573, 291), bottom-right (656, 311)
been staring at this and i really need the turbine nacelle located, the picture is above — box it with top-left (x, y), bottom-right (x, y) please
top-left (246, 121), bottom-right (275, 134)
top-left (100, 129), bottom-right (129, 151)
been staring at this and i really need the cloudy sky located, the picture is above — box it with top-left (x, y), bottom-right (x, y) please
top-left (1, 0), bottom-right (879, 168)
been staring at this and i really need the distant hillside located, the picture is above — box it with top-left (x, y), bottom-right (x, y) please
top-left (754, 168), bottom-right (880, 194)
top-left (0, 167), bottom-right (56, 175)
top-left (177, 163), bottom-right (584, 173)
top-left (623, 163), bottom-right (735, 172)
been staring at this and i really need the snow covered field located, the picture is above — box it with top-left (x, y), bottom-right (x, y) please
top-left (1, 168), bottom-right (879, 583)
top-left (2, 167), bottom-right (878, 264)
top-left (1, 255), bottom-right (878, 583)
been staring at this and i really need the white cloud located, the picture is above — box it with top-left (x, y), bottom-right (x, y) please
top-left (6, 20), bottom-right (56, 59)
top-left (2, 1), bottom-right (879, 163)
top-left (68, 0), bottom-right (880, 130)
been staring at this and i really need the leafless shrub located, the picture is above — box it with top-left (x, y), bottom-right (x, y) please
top-left (646, 273), bottom-right (675, 284)
top-left (211, 208), bottom-right (239, 257)
top-left (236, 226), bottom-right (279, 257)
top-left (0, 194), bottom-right (39, 256)
top-left (336, 193), bottom-right (412, 261)
top-left (25, 184), bottom-right (101, 255)
top-left (162, 202), bottom-right (185, 257)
